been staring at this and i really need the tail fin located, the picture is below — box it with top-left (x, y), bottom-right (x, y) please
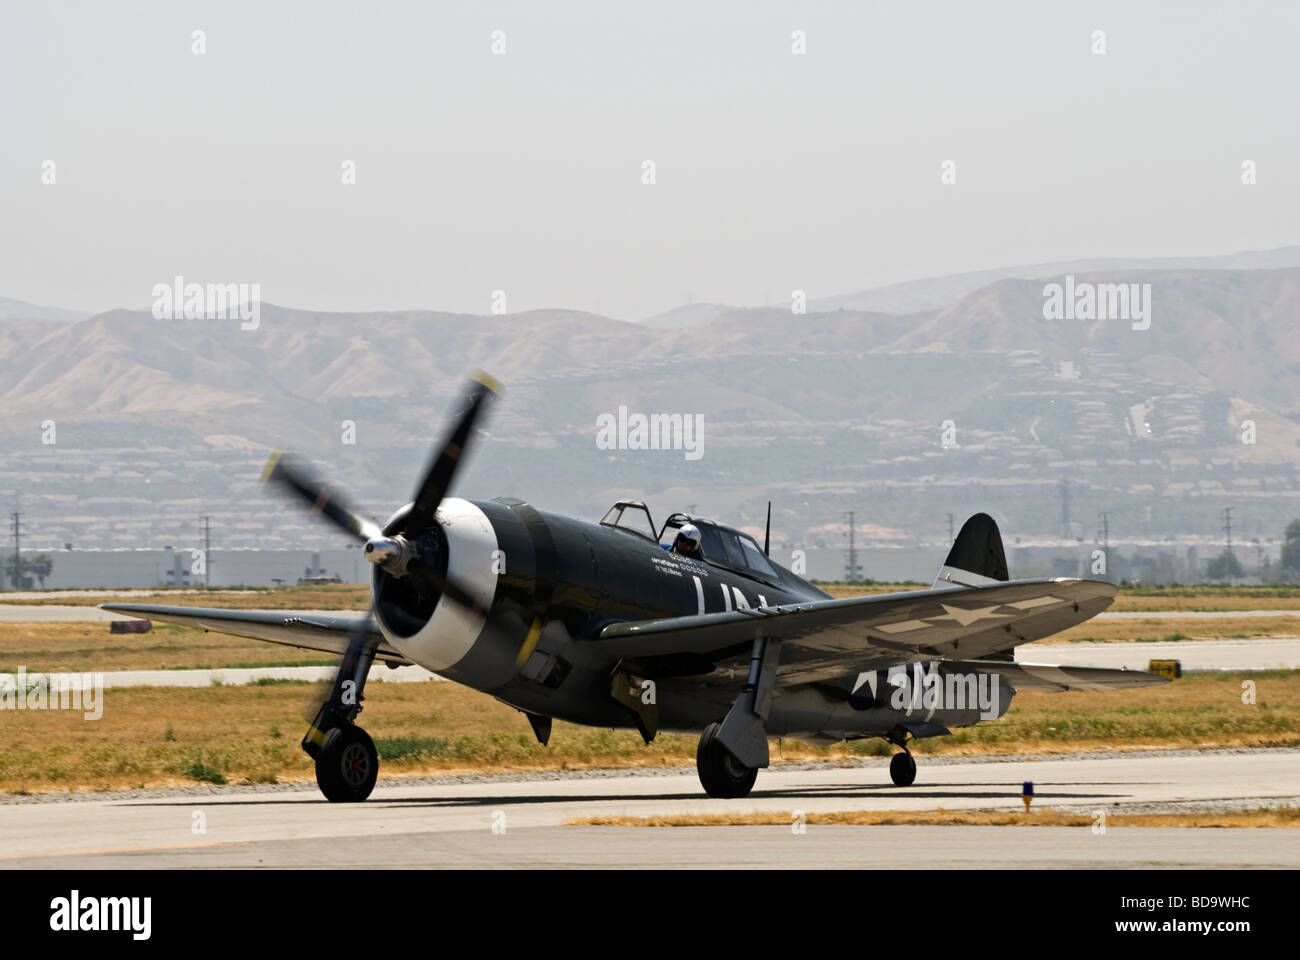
top-left (934, 513), bottom-right (1009, 588)
top-left (934, 513), bottom-right (1011, 659)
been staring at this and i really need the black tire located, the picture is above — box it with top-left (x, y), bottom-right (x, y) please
top-left (315, 725), bottom-right (379, 802)
top-left (696, 721), bottom-right (758, 798)
top-left (889, 750), bottom-right (916, 787)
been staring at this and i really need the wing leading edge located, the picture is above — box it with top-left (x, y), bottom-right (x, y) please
top-left (99, 603), bottom-right (411, 665)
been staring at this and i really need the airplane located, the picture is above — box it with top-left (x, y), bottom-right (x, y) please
top-left (104, 372), bottom-right (1169, 801)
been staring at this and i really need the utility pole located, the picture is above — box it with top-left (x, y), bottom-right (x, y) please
top-left (1059, 477), bottom-right (1071, 540)
top-left (9, 511), bottom-right (21, 589)
top-left (844, 511), bottom-right (862, 582)
top-left (1222, 507), bottom-right (1234, 561)
top-left (1097, 511), bottom-right (1110, 556)
top-left (200, 515), bottom-right (211, 588)
top-left (946, 513), bottom-right (954, 543)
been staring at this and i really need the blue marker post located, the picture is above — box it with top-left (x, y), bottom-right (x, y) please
top-left (1022, 781), bottom-right (1034, 814)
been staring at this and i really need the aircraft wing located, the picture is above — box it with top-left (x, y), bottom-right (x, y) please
top-left (99, 603), bottom-right (412, 665)
top-left (596, 578), bottom-right (1116, 685)
top-left (937, 658), bottom-right (1171, 691)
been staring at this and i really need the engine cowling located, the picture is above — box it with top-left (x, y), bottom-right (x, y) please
top-left (372, 497), bottom-right (507, 674)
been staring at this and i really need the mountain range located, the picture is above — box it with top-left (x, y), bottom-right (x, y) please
top-left (3, 246), bottom-right (1299, 558)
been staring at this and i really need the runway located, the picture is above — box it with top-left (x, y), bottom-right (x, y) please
top-left (3, 749), bottom-right (1297, 869)
top-left (1022, 637), bottom-right (1300, 671)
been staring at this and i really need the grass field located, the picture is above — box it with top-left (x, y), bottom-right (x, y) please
top-left (1, 670), bottom-right (1295, 796)
top-left (2, 613), bottom-right (1295, 676)
top-left (0, 584), bottom-right (371, 610)
top-left (0, 622), bottom-right (336, 673)
top-left (1027, 615), bottom-right (1300, 645)
top-left (3, 580), bottom-right (1299, 675)
top-left (818, 582), bottom-right (1300, 611)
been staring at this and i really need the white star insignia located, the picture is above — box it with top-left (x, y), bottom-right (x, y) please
top-left (926, 603), bottom-right (1009, 627)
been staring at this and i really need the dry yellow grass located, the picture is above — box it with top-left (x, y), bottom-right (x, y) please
top-left (6, 616), bottom-right (1288, 677)
top-left (3, 607), bottom-right (1291, 677)
top-left (1029, 615), bottom-right (1300, 645)
top-left (568, 808), bottom-right (1300, 828)
top-left (0, 585), bottom-right (371, 609)
top-left (2, 670), bottom-right (1297, 796)
top-left (817, 582), bottom-right (1300, 612)
top-left (0, 621), bottom-right (337, 672)
top-left (1113, 595), bottom-right (1300, 612)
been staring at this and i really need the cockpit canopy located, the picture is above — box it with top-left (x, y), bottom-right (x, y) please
top-left (599, 501), bottom-right (777, 579)
top-left (599, 500), bottom-right (658, 541)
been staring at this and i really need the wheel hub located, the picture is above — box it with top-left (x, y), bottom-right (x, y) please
top-left (341, 742), bottom-right (370, 785)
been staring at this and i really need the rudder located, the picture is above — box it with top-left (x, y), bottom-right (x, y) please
top-left (933, 513), bottom-right (1012, 660)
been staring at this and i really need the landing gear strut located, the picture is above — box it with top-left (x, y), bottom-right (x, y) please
top-left (303, 627), bottom-right (380, 802)
top-left (696, 636), bottom-right (782, 798)
top-left (697, 721), bottom-right (758, 798)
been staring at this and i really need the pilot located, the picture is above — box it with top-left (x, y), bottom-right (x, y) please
top-left (671, 523), bottom-right (702, 558)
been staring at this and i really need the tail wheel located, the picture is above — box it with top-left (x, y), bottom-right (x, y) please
top-left (889, 750), bottom-right (916, 787)
top-left (316, 725), bottom-right (379, 802)
top-left (696, 720), bottom-right (758, 798)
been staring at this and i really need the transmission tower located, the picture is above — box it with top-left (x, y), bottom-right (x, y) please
top-left (844, 511), bottom-right (863, 582)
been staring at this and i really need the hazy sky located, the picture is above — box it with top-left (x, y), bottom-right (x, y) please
top-left (2, 0), bottom-right (1297, 320)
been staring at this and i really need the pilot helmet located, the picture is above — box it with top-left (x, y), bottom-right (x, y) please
top-left (677, 523), bottom-right (701, 548)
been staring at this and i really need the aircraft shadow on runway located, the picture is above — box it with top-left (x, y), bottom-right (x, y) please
top-left (120, 781), bottom-right (1138, 808)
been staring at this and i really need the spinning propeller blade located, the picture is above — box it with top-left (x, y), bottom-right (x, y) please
top-left (403, 371), bottom-right (501, 537)
top-left (260, 451), bottom-right (382, 543)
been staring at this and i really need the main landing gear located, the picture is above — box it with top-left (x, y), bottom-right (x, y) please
top-left (889, 749), bottom-right (917, 786)
top-left (315, 724), bottom-right (379, 803)
top-left (696, 636), bottom-right (782, 799)
top-left (303, 627), bottom-right (381, 802)
top-left (696, 720), bottom-right (759, 798)
top-left (885, 728), bottom-right (917, 786)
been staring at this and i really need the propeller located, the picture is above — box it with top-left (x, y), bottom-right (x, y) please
top-left (261, 372), bottom-right (502, 774)
top-left (260, 451), bottom-right (382, 542)
top-left (404, 372), bottom-right (500, 536)
top-left (261, 371), bottom-right (501, 610)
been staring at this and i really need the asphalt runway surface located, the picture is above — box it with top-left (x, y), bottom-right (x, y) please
top-left (3, 750), bottom-right (1297, 869)
top-left (1023, 637), bottom-right (1300, 670)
